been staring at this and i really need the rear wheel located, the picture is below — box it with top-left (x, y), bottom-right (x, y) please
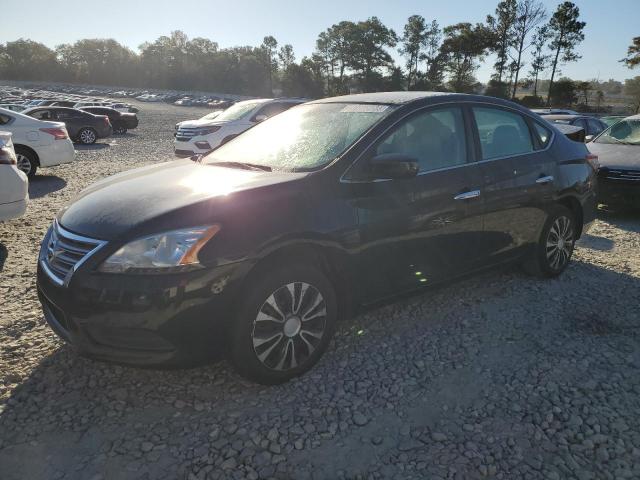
top-left (15, 147), bottom-right (38, 178)
top-left (229, 263), bottom-right (337, 384)
top-left (113, 125), bottom-right (127, 134)
top-left (77, 127), bottom-right (97, 144)
top-left (523, 205), bottom-right (576, 278)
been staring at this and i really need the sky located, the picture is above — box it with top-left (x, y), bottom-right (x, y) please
top-left (1, 0), bottom-right (637, 83)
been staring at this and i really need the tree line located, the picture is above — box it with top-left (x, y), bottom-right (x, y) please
top-left (0, 1), bottom-right (637, 109)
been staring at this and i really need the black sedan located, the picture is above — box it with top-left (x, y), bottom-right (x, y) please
top-left (79, 106), bottom-right (139, 134)
top-left (37, 92), bottom-right (597, 384)
top-left (588, 115), bottom-right (640, 208)
top-left (23, 107), bottom-right (112, 144)
top-left (543, 114), bottom-right (608, 142)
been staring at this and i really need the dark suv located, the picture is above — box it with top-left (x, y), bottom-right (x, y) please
top-left (37, 92), bottom-right (597, 384)
top-left (79, 106), bottom-right (139, 134)
top-left (23, 107), bottom-right (112, 144)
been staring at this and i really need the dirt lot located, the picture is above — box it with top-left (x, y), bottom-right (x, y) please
top-left (1, 101), bottom-right (639, 480)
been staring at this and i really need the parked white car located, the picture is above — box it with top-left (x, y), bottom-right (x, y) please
top-left (0, 131), bottom-right (28, 221)
top-left (173, 98), bottom-right (305, 157)
top-left (0, 107), bottom-right (75, 177)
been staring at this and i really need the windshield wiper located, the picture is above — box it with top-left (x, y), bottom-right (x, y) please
top-left (209, 161), bottom-right (272, 172)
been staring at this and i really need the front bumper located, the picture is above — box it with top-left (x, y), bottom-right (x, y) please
top-left (37, 249), bottom-right (251, 367)
top-left (597, 179), bottom-right (640, 207)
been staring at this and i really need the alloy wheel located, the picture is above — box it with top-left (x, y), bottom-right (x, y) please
top-left (80, 129), bottom-right (96, 144)
top-left (251, 282), bottom-right (327, 371)
top-left (16, 153), bottom-right (31, 175)
top-left (546, 216), bottom-right (574, 270)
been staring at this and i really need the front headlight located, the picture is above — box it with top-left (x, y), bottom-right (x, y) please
top-left (98, 225), bottom-right (220, 274)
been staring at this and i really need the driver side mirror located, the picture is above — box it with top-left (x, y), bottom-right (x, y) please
top-left (368, 153), bottom-right (419, 180)
top-left (254, 114), bottom-right (268, 123)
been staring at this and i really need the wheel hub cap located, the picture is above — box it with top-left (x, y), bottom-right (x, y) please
top-left (283, 316), bottom-right (302, 337)
top-left (546, 216), bottom-right (574, 270)
top-left (251, 281), bottom-right (327, 371)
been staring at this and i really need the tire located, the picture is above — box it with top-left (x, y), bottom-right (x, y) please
top-left (113, 125), bottom-right (127, 135)
top-left (229, 263), bottom-right (338, 385)
top-left (15, 147), bottom-right (38, 178)
top-left (77, 127), bottom-right (97, 145)
top-left (523, 205), bottom-right (576, 278)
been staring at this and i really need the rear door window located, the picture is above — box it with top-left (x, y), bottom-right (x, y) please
top-left (473, 107), bottom-right (534, 160)
top-left (30, 109), bottom-right (53, 120)
top-left (532, 122), bottom-right (552, 149)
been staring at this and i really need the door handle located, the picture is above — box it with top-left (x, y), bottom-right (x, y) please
top-left (536, 175), bottom-right (554, 185)
top-left (454, 190), bottom-right (481, 201)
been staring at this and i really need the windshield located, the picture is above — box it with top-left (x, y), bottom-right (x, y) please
top-left (595, 119), bottom-right (640, 145)
top-left (213, 102), bottom-right (262, 122)
top-left (201, 111), bottom-right (222, 121)
top-left (204, 103), bottom-right (393, 171)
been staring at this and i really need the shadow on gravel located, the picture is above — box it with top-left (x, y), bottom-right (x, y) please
top-left (597, 207), bottom-right (640, 234)
top-left (28, 175), bottom-right (67, 199)
top-left (0, 243), bottom-right (7, 272)
top-left (576, 233), bottom-right (615, 251)
top-left (74, 143), bottom-right (110, 151)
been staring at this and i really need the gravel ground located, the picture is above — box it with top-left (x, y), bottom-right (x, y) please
top-left (1, 101), bottom-right (640, 480)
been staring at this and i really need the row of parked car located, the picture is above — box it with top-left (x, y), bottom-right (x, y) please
top-left (0, 86), bottom-right (140, 177)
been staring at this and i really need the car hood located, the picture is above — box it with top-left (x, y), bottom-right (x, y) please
top-left (178, 118), bottom-right (233, 128)
top-left (58, 159), bottom-right (308, 240)
top-left (588, 142), bottom-right (640, 170)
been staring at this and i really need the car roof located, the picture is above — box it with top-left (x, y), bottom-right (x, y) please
top-left (310, 91), bottom-right (450, 105)
top-left (543, 114), bottom-right (591, 121)
top-left (624, 114), bottom-right (640, 120)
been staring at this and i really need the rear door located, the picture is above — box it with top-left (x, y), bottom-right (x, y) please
top-left (344, 105), bottom-right (485, 300)
top-left (471, 105), bottom-right (555, 263)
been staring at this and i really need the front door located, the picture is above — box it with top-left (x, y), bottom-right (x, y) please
top-left (343, 105), bottom-right (485, 302)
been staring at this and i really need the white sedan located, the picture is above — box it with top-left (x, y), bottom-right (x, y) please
top-left (0, 131), bottom-right (28, 221)
top-left (0, 107), bottom-right (75, 177)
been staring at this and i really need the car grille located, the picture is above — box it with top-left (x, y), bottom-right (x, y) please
top-left (175, 127), bottom-right (203, 142)
top-left (40, 221), bottom-right (106, 286)
top-left (600, 169), bottom-right (640, 183)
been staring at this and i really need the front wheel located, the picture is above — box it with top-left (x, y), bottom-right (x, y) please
top-left (77, 127), bottom-right (97, 144)
top-left (523, 205), bottom-right (576, 278)
top-left (229, 263), bottom-right (337, 384)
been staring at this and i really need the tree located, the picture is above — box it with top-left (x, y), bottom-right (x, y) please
top-left (486, 0), bottom-right (517, 83)
top-left (549, 78), bottom-right (577, 106)
top-left (261, 36), bottom-right (278, 94)
top-left (546, 2), bottom-right (586, 105)
top-left (575, 80), bottom-right (591, 107)
top-left (440, 23), bottom-right (491, 93)
top-left (625, 77), bottom-right (640, 113)
top-left (399, 15), bottom-right (429, 89)
top-left (529, 25), bottom-right (551, 97)
top-left (485, 79), bottom-right (510, 98)
top-left (595, 90), bottom-right (604, 112)
top-left (510, 0), bottom-right (546, 99)
top-left (278, 44), bottom-right (295, 70)
top-left (349, 17), bottom-right (398, 92)
top-left (621, 37), bottom-right (640, 69)
top-left (0, 39), bottom-right (59, 81)
top-left (281, 60), bottom-right (324, 98)
top-left (315, 21), bottom-right (357, 95)
top-left (422, 21), bottom-right (444, 89)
